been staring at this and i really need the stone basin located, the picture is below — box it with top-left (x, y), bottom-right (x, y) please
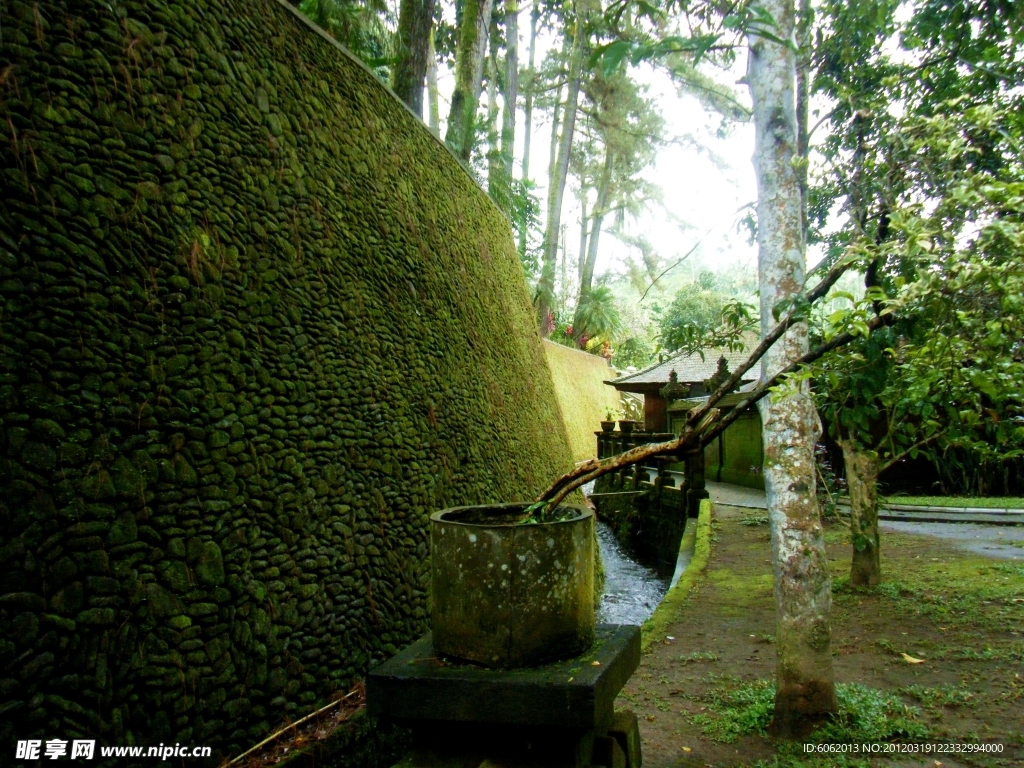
top-left (430, 503), bottom-right (595, 668)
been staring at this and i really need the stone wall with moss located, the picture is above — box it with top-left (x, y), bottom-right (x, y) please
top-left (0, 0), bottom-right (574, 759)
top-left (541, 341), bottom-right (622, 463)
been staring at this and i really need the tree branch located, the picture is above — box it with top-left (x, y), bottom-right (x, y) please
top-left (535, 409), bottom-right (720, 511)
top-left (535, 255), bottom-right (861, 513)
top-left (699, 313), bottom-right (890, 447)
top-left (879, 430), bottom-right (946, 473)
top-left (681, 255), bottom-right (857, 431)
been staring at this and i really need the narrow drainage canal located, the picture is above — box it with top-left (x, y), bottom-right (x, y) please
top-left (596, 521), bottom-right (669, 625)
top-left (584, 481), bottom-right (671, 625)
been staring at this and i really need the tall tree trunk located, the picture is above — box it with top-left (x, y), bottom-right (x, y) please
top-left (574, 146), bottom-right (612, 340)
top-left (748, 0), bottom-right (838, 738)
top-left (486, 29), bottom-right (501, 194)
top-left (559, 223), bottom-right (568, 316)
top-left (795, 0), bottom-right (810, 237)
top-left (582, 150), bottom-right (612, 289)
top-left (520, 6), bottom-right (540, 183)
top-left (427, 28), bottom-right (441, 135)
top-left (841, 441), bottom-right (881, 587)
top-left (546, 84), bottom-right (564, 183)
top-left (446, 0), bottom-right (495, 161)
top-left (577, 193), bottom-right (589, 285)
top-left (517, 5), bottom-right (539, 257)
top-left (393, 0), bottom-right (439, 116)
top-left (501, 0), bottom-right (519, 183)
top-left (538, 12), bottom-right (585, 334)
top-left (534, 80), bottom-right (563, 334)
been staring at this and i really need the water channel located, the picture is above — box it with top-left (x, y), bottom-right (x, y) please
top-left (595, 521), bottom-right (670, 624)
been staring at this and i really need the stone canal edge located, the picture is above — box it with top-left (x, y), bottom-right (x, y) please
top-left (639, 500), bottom-right (713, 651)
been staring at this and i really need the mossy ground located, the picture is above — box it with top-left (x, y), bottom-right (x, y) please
top-left (618, 504), bottom-right (1023, 767)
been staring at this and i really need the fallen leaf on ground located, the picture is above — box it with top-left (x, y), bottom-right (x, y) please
top-left (901, 653), bottom-right (925, 664)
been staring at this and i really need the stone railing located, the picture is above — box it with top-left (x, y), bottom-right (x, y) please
top-left (595, 430), bottom-right (677, 460)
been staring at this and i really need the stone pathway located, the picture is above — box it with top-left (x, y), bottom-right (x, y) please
top-left (706, 481), bottom-right (767, 509)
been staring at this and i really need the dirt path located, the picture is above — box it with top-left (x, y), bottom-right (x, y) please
top-left (616, 504), bottom-right (1024, 768)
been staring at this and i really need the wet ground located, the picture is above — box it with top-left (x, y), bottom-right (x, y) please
top-left (707, 481), bottom-right (1024, 561)
top-left (880, 521), bottom-right (1024, 560)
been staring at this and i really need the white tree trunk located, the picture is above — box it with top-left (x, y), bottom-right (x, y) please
top-left (748, 0), bottom-right (838, 737)
top-left (538, 21), bottom-right (583, 332)
top-left (445, 0), bottom-right (495, 160)
top-left (427, 29), bottom-right (440, 136)
top-left (501, 0), bottom-right (519, 184)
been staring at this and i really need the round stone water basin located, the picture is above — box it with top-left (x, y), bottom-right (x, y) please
top-left (430, 503), bottom-right (595, 668)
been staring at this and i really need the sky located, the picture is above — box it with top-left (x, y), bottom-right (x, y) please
top-left (429, 9), bottom-right (762, 303)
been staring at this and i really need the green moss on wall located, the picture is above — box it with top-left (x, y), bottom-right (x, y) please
top-left (0, 0), bottom-right (573, 760)
top-left (542, 341), bottom-right (622, 463)
top-left (703, 413), bottom-right (764, 490)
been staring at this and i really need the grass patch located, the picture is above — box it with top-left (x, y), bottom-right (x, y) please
top-left (994, 563), bottom-right (1024, 578)
top-left (859, 558), bottom-right (1024, 633)
top-left (900, 684), bottom-right (974, 707)
top-left (691, 679), bottom-right (775, 742)
top-left (824, 528), bottom-right (849, 546)
top-left (692, 680), bottom-right (929, 744)
top-left (881, 495), bottom-right (1024, 508)
top-left (739, 514), bottom-right (770, 526)
top-left (678, 650), bottom-right (719, 664)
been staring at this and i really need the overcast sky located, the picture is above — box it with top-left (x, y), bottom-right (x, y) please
top-left (428, 12), bottom-right (762, 292)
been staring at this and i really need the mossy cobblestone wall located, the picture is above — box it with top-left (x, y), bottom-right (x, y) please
top-left (541, 341), bottom-right (621, 463)
top-left (0, 0), bottom-right (573, 759)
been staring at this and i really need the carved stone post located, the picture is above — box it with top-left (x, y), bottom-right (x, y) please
top-left (685, 448), bottom-right (709, 518)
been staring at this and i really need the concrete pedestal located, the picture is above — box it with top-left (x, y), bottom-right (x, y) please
top-left (367, 625), bottom-right (642, 768)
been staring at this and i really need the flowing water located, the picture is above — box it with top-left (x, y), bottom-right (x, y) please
top-left (595, 521), bottom-right (670, 625)
top-left (579, 481), bottom-right (670, 624)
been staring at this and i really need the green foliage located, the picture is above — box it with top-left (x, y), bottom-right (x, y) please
top-left (657, 282), bottom-right (726, 352)
top-left (611, 336), bottom-right (654, 370)
top-left (300, 0), bottom-right (395, 76)
top-left (808, 101), bottom-right (1024, 495)
top-left (655, 272), bottom-right (759, 356)
top-left (806, 0), bottom-right (1024, 493)
top-left (574, 285), bottom-right (624, 341)
top-left (510, 178), bottom-right (543, 277)
top-left (694, 680), bottom-right (929, 744)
